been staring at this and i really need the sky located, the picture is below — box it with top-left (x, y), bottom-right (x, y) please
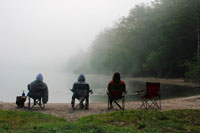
top-left (0, 0), bottom-right (153, 71)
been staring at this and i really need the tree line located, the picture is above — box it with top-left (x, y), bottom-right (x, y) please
top-left (67, 0), bottom-right (200, 81)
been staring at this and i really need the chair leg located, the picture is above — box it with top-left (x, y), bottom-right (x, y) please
top-left (71, 98), bottom-right (75, 110)
top-left (143, 98), bottom-right (161, 110)
top-left (31, 99), bottom-right (37, 108)
top-left (41, 99), bottom-right (45, 109)
top-left (140, 98), bottom-right (146, 109)
top-left (79, 99), bottom-right (85, 108)
top-left (146, 99), bottom-right (156, 109)
top-left (154, 98), bottom-right (161, 110)
top-left (38, 99), bottom-right (44, 109)
top-left (28, 96), bottom-right (31, 110)
top-left (159, 98), bottom-right (161, 110)
top-left (85, 97), bottom-right (89, 110)
top-left (108, 97), bottom-right (125, 110)
top-left (113, 99), bottom-right (124, 110)
top-left (108, 97), bottom-right (110, 110)
top-left (28, 97), bottom-right (46, 110)
top-left (42, 103), bottom-right (45, 109)
top-left (122, 96), bottom-right (125, 110)
top-left (145, 99), bottom-right (150, 109)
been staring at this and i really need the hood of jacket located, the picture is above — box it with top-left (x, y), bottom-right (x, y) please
top-left (36, 73), bottom-right (43, 81)
top-left (78, 74), bottom-right (85, 82)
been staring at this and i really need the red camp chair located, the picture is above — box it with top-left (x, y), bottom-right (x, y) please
top-left (136, 82), bottom-right (161, 109)
top-left (107, 90), bottom-right (125, 110)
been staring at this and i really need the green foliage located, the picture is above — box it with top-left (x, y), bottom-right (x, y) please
top-left (1, 109), bottom-right (200, 132)
top-left (77, 109), bottom-right (200, 132)
top-left (68, 0), bottom-right (200, 78)
top-left (185, 60), bottom-right (200, 83)
top-left (0, 110), bottom-right (68, 132)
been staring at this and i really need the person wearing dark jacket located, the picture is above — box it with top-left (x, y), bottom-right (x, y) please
top-left (71, 74), bottom-right (92, 109)
top-left (107, 72), bottom-right (126, 108)
top-left (27, 73), bottom-right (49, 104)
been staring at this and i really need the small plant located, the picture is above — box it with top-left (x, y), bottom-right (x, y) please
top-left (185, 60), bottom-right (200, 83)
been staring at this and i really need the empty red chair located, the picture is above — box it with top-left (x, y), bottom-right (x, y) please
top-left (136, 82), bottom-right (161, 109)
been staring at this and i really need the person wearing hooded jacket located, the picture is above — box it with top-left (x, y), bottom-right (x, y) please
top-left (27, 73), bottom-right (49, 104)
top-left (71, 74), bottom-right (92, 109)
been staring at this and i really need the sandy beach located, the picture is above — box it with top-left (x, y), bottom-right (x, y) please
top-left (1, 95), bottom-right (200, 121)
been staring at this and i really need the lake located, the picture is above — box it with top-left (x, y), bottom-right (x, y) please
top-left (1, 70), bottom-right (200, 103)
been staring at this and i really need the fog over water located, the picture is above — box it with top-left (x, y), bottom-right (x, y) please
top-left (0, 0), bottom-right (153, 102)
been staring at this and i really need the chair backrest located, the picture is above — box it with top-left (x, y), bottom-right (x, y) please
top-left (29, 88), bottom-right (45, 99)
top-left (108, 90), bottom-right (123, 98)
top-left (145, 82), bottom-right (160, 99)
top-left (74, 89), bottom-right (89, 99)
top-left (108, 81), bottom-right (125, 98)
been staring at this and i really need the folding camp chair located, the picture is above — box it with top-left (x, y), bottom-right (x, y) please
top-left (107, 90), bottom-right (125, 110)
top-left (28, 89), bottom-right (45, 110)
top-left (72, 89), bottom-right (90, 110)
top-left (136, 82), bottom-right (161, 110)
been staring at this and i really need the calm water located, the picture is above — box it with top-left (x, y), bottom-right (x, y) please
top-left (1, 70), bottom-right (200, 103)
top-left (90, 77), bottom-right (200, 103)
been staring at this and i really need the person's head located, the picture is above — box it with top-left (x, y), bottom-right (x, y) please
top-left (36, 73), bottom-right (43, 81)
top-left (112, 72), bottom-right (121, 83)
top-left (78, 74), bottom-right (85, 82)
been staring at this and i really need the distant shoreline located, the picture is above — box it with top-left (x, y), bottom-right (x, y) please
top-left (127, 77), bottom-right (200, 88)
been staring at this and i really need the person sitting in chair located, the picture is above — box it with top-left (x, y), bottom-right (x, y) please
top-left (27, 73), bottom-right (49, 106)
top-left (107, 72), bottom-right (126, 108)
top-left (71, 74), bottom-right (92, 110)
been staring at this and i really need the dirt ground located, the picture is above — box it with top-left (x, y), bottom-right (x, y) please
top-left (1, 95), bottom-right (200, 121)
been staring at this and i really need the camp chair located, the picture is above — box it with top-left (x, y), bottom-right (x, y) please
top-left (72, 89), bottom-right (90, 109)
top-left (28, 89), bottom-right (45, 110)
top-left (107, 90), bottom-right (125, 110)
top-left (136, 82), bottom-right (161, 110)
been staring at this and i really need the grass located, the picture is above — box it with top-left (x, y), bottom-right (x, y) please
top-left (0, 109), bottom-right (200, 132)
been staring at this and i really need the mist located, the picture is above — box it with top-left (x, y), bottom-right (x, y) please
top-left (0, 0), bottom-right (153, 102)
top-left (0, 0), bottom-right (154, 71)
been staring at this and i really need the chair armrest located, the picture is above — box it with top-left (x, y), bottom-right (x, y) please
top-left (124, 90), bottom-right (127, 94)
top-left (122, 92), bottom-right (126, 96)
top-left (135, 89), bottom-right (145, 96)
top-left (89, 90), bottom-right (93, 94)
top-left (135, 89), bottom-right (145, 93)
top-left (106, 91), bottom-right (109, 95)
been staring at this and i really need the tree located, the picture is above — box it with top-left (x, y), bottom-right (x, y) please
top-left (68, 0), bottom-right (200, 78)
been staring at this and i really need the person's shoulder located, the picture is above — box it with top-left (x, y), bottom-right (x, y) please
top-left (85, 82), bottom-right (89, 85)
top-left (81, 82), bottom-right (89, 85)
top-left (73, 81), bottom-right (87, 86)
top-left (73, 81), bottom-right (79, 85)
top-left (30, 80), bottom-right (37, 84)
top-left (108, 80), bottom-right (113, 84)
top-left (119, 80), bottom-right (125, 84)
top-left (42, 81), bottom-right (48, 86)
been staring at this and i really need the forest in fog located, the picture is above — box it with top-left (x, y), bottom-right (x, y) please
top-left (67, 0), bottom-right (200, 81)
